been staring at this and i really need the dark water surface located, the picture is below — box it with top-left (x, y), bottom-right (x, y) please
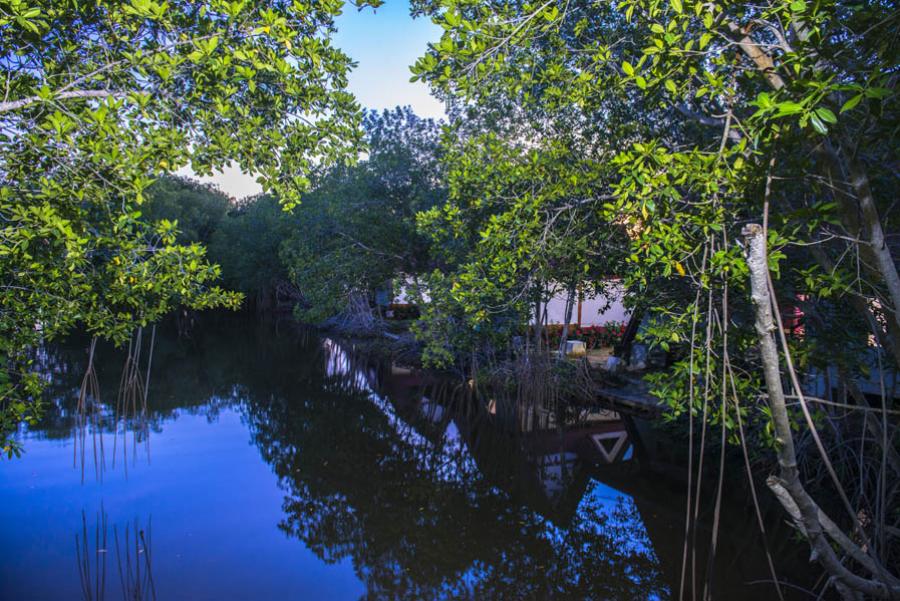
top-left (2, 317), bottom-right (818, 600)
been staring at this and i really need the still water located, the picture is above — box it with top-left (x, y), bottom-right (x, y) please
top-left (2, 317), bottom-right (817, 600)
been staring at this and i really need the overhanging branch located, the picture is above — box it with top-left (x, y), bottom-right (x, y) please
top-left (0, 90), bottom-right (127, 114)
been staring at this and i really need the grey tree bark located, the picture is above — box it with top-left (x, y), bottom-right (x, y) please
top-left (743, 223), bottom-right (900, 600)
top-left (558, 284), bottom-right (577, 356)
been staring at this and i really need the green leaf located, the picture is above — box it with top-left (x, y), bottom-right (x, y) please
top-left (809, 113), bottom-right (828, 134)
top-left (865, 87), bottom-right (890, 99)
top-left (774, 101), bottom-right (804, 116)
top-left (755, 92), bottom-right (772, 109)
top-left (621, 61), bottom-right (634, 76)
top-left (815, 107), bottom-right (837, 124)
top-left (840, 94), bottom-right (863, 113)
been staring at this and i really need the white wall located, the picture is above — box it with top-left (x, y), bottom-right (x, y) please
top-left (542, 281), bottom-right (629, 326)
top-left (393, 278), bottom-right (629, 327)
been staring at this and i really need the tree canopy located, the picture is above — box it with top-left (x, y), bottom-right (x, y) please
top-left (409, 0), bottom-right (899, 596)
top-left (3, 1), bottom-right (898, 596)
top-left (281, 106), bottom-right (445, 325)
top-left (144, 175), bottom-right (231, 246)
top-left (0, 0), bottom-right (380, 453)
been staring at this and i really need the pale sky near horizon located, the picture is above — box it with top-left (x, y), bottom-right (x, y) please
top-left (177, 1), bottom-right (445, 200)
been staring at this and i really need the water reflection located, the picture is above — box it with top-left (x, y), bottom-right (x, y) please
top-left (243, 335), bottom-right (663, 599)
top-left (31, 328), bottom-right (160, 483)
top-left (6, 317), bottom-right (818, 600)
top-left (76, 508), bottom-right (156, 601)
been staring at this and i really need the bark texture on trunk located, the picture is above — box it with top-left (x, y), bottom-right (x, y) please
top-left (743, 224), bottom-right (900, 600)
top-left (559, 284), bottom-right (576, 355)
top-left (533, 294), bottom-right (543, 353)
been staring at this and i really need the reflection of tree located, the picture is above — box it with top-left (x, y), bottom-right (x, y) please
top-left (243, 347), bottom-right (669, 600)
top-left (38, 318), bottom-right (668, 599)
top-left (75, 508), bottom-right (156, 601)
top-left (27, 316), bottom-right (311, 441)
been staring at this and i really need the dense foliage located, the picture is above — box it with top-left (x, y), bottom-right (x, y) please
top-left (414, 131), bottom-right (631, 364)
top-left (4, 1), bottom-right (898, 596)
top-left (0, 0), bottom-right (379, 453)
top-left (134, 108), bottom-right (446, 320)
top-left (144, 176), bottom-right (231, 246)
top-left (210, 193), bottom-right (296, 308)
top-left (410, 0), bottom-right (899, 379)
top-left (409, 0), bottom-right (899, 596)
top-left (281, 107), bottom-right (445, 325)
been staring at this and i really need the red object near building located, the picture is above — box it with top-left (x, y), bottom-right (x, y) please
top-left (781, 294), bottom-right (806, 337)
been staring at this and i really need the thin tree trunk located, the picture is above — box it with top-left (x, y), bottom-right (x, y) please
top-left (809, 244), bottom-right (900, 372)
top-left (743, 223), bottom-right (900, 600)
top-left (728, 15), bottom-right (900, 368)
top-left (847, 160), bottom-right (900, 331)
top-left (616, 307), bottom-right (643, 360)
top-left (559, 283), bottom-right (577, 355)
top-left (820, 140), bottom-right (900, 350)
top-left (533, 284), bottom-right (543, 353)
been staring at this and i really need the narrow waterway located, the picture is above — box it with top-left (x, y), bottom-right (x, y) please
top-left (1, 316), bottom-right (820, 600)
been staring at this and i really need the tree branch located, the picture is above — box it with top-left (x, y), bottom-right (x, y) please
top-left (0, 90), bottom-right (127, 114)
top-left (676, 105), bottom-right (742, 142)
top-left (743, 223), bottom-right (900, 600)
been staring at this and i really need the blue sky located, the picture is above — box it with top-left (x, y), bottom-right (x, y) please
top-left (183, 1), bottom-right (445, 198)
top-left (335, 1), bottom-right (445, 120)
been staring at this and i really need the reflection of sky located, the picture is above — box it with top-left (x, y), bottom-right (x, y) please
top-left (420, 476), bottom-right (667, 600)
top-left (578, 479), bottom-right (654, 557)
top-left (7, 332), bottom-right (669, 600)
top-left (573, 479), bottom-right (667, 601)
top-left (322, 338), bottom-right (481, 483)
top-left (323, 336), bottom-right (660, 547)
top-left (0, 407), bottom-right (364, 600)
top-left (320, 337), bottom-right (666, 598)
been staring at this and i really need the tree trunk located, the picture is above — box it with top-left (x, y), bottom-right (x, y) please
top-left (533, 285), bottom-right (543, 353)
top-left (820, 140), bottom-right (900, 366)
top-left (729, 16), bottom-right (900, 369)
top-left (616, 307), bottom-right (643, 360)
top-left (559, 284), bottom-right (577, 355)
top-left (845, 157), bottom-right (900, 337)
top-left (743, 223), bottom-right (900, 600)
top-left (808, 244), bottom-right (900, 372)
top-left (346, 291), bottom-right (377, 333)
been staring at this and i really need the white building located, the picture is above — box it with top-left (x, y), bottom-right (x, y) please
top-left (541, 281), bottom-right (629, 327)
top-left (392, 278), bottom-right (629, 327)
